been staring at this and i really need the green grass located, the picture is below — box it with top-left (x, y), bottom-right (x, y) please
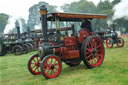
top-left (0, 38), bottom-right (128, 85)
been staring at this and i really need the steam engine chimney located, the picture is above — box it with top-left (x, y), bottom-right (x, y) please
top-left (40, 5), bottom-right (48, 42)
top-left (27, 27), bottom-right (31, 38)
top-left (16, 26), bottom-right (21, 39)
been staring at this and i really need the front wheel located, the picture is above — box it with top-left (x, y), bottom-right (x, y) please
top-left (27, 54), bottom-right (41, 75)
top-left (40, 55), bottom-right (62, 79)
top-left (81, 36), bottom-right (105, 68)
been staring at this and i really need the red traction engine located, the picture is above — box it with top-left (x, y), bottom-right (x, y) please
top-left (27, 5), bottom-right (106, 79)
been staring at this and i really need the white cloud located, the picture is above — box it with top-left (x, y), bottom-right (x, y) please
top-left (113, 0), bottom-right (128, 20)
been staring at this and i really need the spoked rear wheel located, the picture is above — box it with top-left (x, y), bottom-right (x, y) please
top-left (106, 38), bottom-right (113, 48)
top-left (22, 44), bottom-right (29, 54)
top-left (27, 54), bottom-right (41, 75)
top-left (117, 37), bottom-right (124, 47)
top-left (26, 43), bottom-right (34, 51)
top-left (82, 36), bottom-right (105, 68)
top-left (13, 45), bottom-right (23, 55)
top-left (40, 55), bottom-right (62, 79)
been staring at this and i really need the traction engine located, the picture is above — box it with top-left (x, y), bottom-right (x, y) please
top-left (27, 5), bottom-right (105, 79)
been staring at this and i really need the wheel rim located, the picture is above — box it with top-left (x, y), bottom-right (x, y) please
top-left (106, 38), bottom-right (113, 48)
top-left (23, 44), bottom-right (29, 53)
top-left (117, 38), bottom-right (124, 47)
top-left (14, 46), bottom-right (22, 55)
top-left (85, 37), bottom-right (104, 67)
top-left (29, 54), bottom-right (41, 75)
top-left (29, 43), bottom-right (34, 51)
top-left (42, 56), bottom-right (61, 78)
top-left (0, 44), bottom-right (2, 53)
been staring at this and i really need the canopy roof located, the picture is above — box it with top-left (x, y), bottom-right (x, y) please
top-left (47, 12), bottom-right (107, 21)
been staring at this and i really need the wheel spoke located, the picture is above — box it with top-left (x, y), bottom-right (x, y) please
top-left (96, 49), bottom-right (100, 53)
top-left (54, 62), bottom-right (59, 66)
top-left (52, 69), bottom-right (55, 75)
top-left (37, 68), bottom-right (40, 72)
top-left (86, 51), bottom-right (91, 55)
top-left (36, 57), bottom-right (39, 61)
top-left (91, 58), bottom-right (93, 64)
top-left (47, 60), bottom-right (50, 64)
top-left (50, 58), bottom-right (53, 64)
top-left (46, 68), bottom-right (51, 74)
top-left (33, 59), bottom-right (36, 63)
top-left (54, 67), bottom-right (58, 71)
top-left (89, 41), bottom-right (93, 48)
top-left (96, 45), bottom-right (101, 49)
top-left (53, 59), bottom-right (57, 65)
top-left (86, 48), bottom-right (91, 52)
top-left (96, 54), bottom-right (102, 58)
top-left (34, 66), bottom-right (38, 72)
top-left (94, 57), bottom-right (97, 64)
top-left (93, 41), bottom-right (96, 48)
top-left (45, 63), bottom-right (50, 69)
top-left (92, 56), bottom-right (95, 64)
top-left (31, 65), bottom-right (36, 68)
top-left (86, 53), bottom-right (92, 59)
top-left (30, 63), bottom-right (35, 64)
top-left (50, 69), bottom-right (53, 75)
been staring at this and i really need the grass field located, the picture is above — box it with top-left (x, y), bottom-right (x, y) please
top-left (0, 38), bottom-right (128, 85)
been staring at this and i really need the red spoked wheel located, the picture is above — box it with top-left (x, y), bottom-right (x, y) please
top-left (82, 36), bottom-right (105, 68)
top-left (117, 37), bottom-right (124, 47)
top-left (27, 54), bottom-right (42, 75)
top-left (106, 38), bottom-right (113, 48)
top-left (40, 55), bottom-right (62, 79)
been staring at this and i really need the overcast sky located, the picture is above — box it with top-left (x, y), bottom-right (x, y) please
top-left (0, 0), bottom-right (103, 20)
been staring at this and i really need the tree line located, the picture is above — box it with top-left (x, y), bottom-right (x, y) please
top-left (0, 0), bottom-right (127, 34)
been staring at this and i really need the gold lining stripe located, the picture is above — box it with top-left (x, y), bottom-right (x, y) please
top-left (53, 48), bottom-right (56, 54)
top-left (40, 11), bottom-right (47, 15)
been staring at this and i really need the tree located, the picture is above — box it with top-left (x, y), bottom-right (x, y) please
top-left (112, 0), bottom-right (121, 5)
top-left (97, 0), bottom-right (113, 18)
top-left (0, 13), bottom-right (9, 33)
top-left (61, 0), bottom-right (96, 13)
top-left (93, 0), bottom-right (114, 31)
top-left (27, 1), bottom-right (57, 30)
